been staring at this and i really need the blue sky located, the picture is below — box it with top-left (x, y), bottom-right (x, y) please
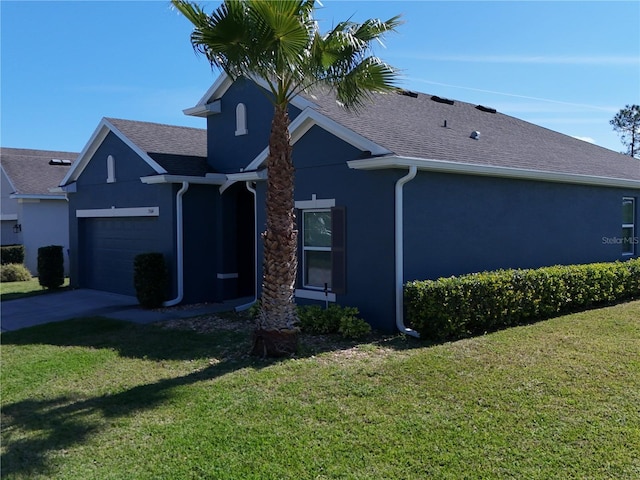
top-left (1, 1), bottom-right (639, 154)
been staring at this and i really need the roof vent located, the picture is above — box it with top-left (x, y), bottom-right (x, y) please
top-left (431, 95), bottom-right (454, 105)
top-left (397, 89), bottom-right (418, 98)
top-left (476, 105), bottom-right (497, 114)
top-left (49, 159), bottom-right (72, 166)
top-left (470, 131), bottom-right (481, 140)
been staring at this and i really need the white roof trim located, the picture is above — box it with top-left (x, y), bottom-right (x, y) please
top-left (60, 118), bottom-right (168, 186)
top-left (1, 166), bottom-right (18, 194)
top-left (10, 193), bottom-right (66, 200)
top-left (244, 107), bottom-right (391, 172)
top-left (184, 72), bottom-right (317, 117)
top-left (348, 155), bottom-right (640, 189)
top-left (140, 174), bottom-right (227, 185)
top-left (0, 214), bottom-right (18, 221)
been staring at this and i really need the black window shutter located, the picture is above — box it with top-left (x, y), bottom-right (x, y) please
top-left (331, 206), bottom-right (346, 294)
top-left (295, 209), bottom-right (303, 289)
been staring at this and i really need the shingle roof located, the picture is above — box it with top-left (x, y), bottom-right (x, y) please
top-left (106, 118), bottom-right (207, 158)
top-left (106, 118), bottom-right (209, 176)
top-left (300, 89), bottom-right (640, 181)
top-left (0, 148), bottom-right (78, 195)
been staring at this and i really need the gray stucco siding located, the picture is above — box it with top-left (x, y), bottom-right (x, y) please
top-left (402, 172), bottom-right (639, 283)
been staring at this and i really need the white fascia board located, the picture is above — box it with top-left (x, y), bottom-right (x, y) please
top-left (187, 72), bottom-right (315, 117)
top-left (244, 107), bottom-right (390, 172)
top-left (1, 167), bottom-right (18, 194)
top-left (188, 73), bottom-right (234, 110)
top-left (11, 194), bottom-right (66, 201)
top-left (140, 174), bottom-right (227, 185)
top-left (225, 170), bottom-right (267, 182)
top-left (76, 206), bottom-right (159, 218)
top-left (1, 214), bottom-right (18, 221)
top-left (61, 118), bottom-right (167, 186)
top-left (348, 156), bottom-right (640, 189)
top-left (183, 101), bottom-right (222, 117)
top-left (219, 170), bottom-right (268, 194)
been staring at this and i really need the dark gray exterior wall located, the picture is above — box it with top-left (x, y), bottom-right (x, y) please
top-left (254, 125), bottom-right (399, 331)
top-left (403, 172), bottom-right (639, 283)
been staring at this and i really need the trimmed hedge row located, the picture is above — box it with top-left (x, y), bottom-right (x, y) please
top-left (405, 259), bottom-right (640, 341)
top-left (1, 245), bottom-right (25, 265)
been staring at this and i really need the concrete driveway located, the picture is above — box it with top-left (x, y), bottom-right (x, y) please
top-left (1, 289), bottom-right (249, 332)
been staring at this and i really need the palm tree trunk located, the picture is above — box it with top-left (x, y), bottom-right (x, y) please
top-left (251, 104), bottom-right (299, 357)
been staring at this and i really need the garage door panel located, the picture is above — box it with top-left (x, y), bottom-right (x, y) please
top-left (81, 217), bottom-right (163, 296)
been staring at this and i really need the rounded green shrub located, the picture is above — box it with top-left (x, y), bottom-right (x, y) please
top-left (38, 245), bottom-right (64, 289)
top-left (133, 253), bottom-right (168, 309)
top-left (0, 263), bottom-right (32, 282)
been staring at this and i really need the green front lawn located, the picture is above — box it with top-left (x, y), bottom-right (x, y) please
top-left (2, 302), bottom-right (639, 479)
top-left (0, 277), bottom-right (70, 301)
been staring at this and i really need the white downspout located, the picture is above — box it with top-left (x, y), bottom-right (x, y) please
top-left (163, 181), bottom-right (189, 307)
top-left (235, 181), bottom-right (258, 312)
top-left (395, 166), bottom-right (420, 337)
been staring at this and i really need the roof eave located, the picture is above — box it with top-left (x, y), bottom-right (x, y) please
top-left (348, 156), bottom-right (640, 189)
top-left (140, 174), bottom-right (227, 185)
top-left (183, 101), bottom-right (222, 117)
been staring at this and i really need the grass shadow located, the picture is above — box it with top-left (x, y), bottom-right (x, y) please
top-left (1, 317), bottom-right (284, 478)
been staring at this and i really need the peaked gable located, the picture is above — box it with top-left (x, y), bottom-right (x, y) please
top-left (61, 118), bottom-right (208, 186)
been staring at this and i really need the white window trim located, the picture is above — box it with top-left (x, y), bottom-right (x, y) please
top-left (622, 197), bottom-right (636, 256)
top-left (235, 103), bottom-right (248, 136)
top-left (107, 155), bottom-right (116, 183)
top-left (217, 273), bottom-right (239, 279)
top-left (295, 289), bottom-right (336, 302)
top-left (76, 206), bottom-right (159, 218)
top-left (295, 194), bottom-right (335, 210)
top-left (295, 196), bottom-right (338, 299)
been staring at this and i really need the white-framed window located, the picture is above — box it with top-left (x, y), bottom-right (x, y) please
top-left (107, 155), bottom-right (116, 183)
top-left (302, 209), bottom-right (332, 289)
top-left (235, 103), bottom-right (248, 136)
top-left (622, 197), bottom-right (636, 255)
top-left (295, 197), bottom-right (346, 300)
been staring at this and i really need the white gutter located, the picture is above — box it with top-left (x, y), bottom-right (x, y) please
top-left (395, 166), bottom-right (420, 338)
top-left (164, 181), bottom-right (189, 307)
top-left (235, 181), bottom-right (259, 312)
top-left (349, 156), bottom-right (640, 190)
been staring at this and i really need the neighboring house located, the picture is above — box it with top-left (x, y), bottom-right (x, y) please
top-left (61, 74), bottom-right (640, 333)
top-left (1, 148), bottom-right (78, 275)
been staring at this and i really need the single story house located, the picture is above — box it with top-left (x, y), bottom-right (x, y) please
top-left (61, 74), bottom-right (640, 333)
top-left (1, 148), bottom-right (78, 275)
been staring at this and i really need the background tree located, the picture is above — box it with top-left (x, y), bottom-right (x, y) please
top-left (172, 0), bottom-right (401, 356)
top-left (610, 104), bottom-right (640, 158)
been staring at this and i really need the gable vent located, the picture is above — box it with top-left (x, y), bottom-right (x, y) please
top-left (49, 159), bottom-right (72, 166)
top-left (476, 105), bottom-right (497, 114)
top-left (431, 95), bottom-right (454, 105)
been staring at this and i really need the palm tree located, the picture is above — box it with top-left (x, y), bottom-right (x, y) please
top-left (172, 0), bottom-right (401, 356)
